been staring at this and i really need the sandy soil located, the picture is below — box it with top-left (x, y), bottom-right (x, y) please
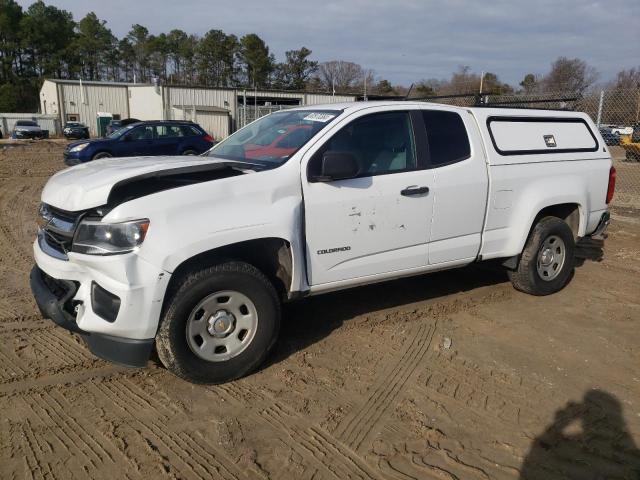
top-left (1, 141), bottom-right (639, 479)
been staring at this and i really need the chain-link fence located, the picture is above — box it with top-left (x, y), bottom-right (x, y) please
top-left (236, 105), bottom-right (296, 129)
top-left (415, 88), bottom-right (640, 213)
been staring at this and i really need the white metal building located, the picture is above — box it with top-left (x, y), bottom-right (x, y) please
top-left (40, 79), bottom-right (357, 139)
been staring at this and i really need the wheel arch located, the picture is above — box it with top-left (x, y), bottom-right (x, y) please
top-left (516, 201), bottom-right (584, 257)
top-left (164, 237), bottom-right (294, 305)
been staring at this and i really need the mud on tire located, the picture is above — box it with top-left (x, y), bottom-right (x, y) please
top-left (156, 261), bottom-right (281, 384)
top-left (508, 216), bottom-right (576, 296)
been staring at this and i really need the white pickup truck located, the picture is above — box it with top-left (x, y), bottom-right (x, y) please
top-left (31, 101), bottom-right (615, 384)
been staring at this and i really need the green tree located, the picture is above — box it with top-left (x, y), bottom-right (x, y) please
top-left (520, 73), bottom-right (538, 93)
top-left (20, 0), bottom-right (75, 78)
top-left (117, 37), bottom-right (135, 82)
top-left (74, 12), bottom-right (115, 80)
top-left (275, 47), bottom-right (317, 90)
top-left (196, 29), bottom-right (239, 86)
top-left (239, 34), bottom-right (274, 87)
top-left (127, 24), bottom-right (150, 81)
top-left (481, 72), bottom-right (513, 95)
top-left (0, 0), bottom-right (23, 82)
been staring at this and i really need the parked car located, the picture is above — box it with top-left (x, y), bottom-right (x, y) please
top-left (32, 103), bottom-right (613, 384)
top-left (599, 127), bottom-right (620, 146)
top-left (63, 120), bottom-right (214, 165)
top-left (63, 122), bottom-right (90, 140)
top-left (12, 120), bottom-right (48, 139)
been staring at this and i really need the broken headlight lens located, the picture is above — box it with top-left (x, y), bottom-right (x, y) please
top-left (72, 219), bottom-right (150, 255)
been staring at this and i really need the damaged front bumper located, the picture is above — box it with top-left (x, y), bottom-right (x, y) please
top-left (30, 266), bottom-right (154, 367)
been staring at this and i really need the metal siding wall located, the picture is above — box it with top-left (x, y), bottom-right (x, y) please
top-left (304, 93), bottom-right (357, 105)
top-left (194, 112), bottom-right (229, 140)
top-left (61, 84), bottom-right (128, 136)
top-left (128, 86), bottom-right (164, 120)
top-left (168, 88), bottom-right (236, 115)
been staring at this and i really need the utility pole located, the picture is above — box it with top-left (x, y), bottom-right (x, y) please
top-left (364, 73), bottom-right (368, 101)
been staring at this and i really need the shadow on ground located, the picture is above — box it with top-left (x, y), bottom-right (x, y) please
top-left (265, 263), bottom-right (509, 368)
top-left (520, 390), bottom-right (640, 479)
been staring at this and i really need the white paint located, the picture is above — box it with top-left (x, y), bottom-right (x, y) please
top-left (34, 101), bottom-right (612, 344)
top-left (490, 119), bottom-right (597, 153)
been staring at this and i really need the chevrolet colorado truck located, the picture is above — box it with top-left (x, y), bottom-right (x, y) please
top-left (30, 101), bottom-right (615, 384)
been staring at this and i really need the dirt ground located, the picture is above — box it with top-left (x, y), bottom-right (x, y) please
top-left (1, 140), bottom-right (639, 479)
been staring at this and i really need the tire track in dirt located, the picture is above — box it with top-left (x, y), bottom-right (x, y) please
top-left (0, 327), bottom-right (103, 388)
top-left (17, 389), bottom-right (126, 479)
top-left (217, 383), bottom-right (381, 480)
top-left (91, 378), bottom-right (249, 480)
top-left (334, 319), bottom-right (437, 452)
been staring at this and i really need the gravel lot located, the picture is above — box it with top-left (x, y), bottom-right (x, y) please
top-left (1, 141), bottom-right (639, 479)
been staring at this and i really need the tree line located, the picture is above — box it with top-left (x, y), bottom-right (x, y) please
top-left (1, 0), bottom-right (639, 113)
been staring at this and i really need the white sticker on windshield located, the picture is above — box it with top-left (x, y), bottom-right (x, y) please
top-left (303, 113), bottom-right (335, 123)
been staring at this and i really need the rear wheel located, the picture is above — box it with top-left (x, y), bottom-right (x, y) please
top-left (182, 149), bottom-right (198, 155)
top-left (508, 216), bottom-right (575, 296)
top-left (92, 151), bottom-right (112, 160)
top-left (156, 261), bottom-right (280, 384)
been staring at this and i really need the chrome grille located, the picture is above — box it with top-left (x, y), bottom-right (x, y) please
top-left (38, 203), bottom-right (83, 259)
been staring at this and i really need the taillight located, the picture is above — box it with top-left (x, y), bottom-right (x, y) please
top-left (606, 166), bottom-right (616, 204)
top-left (203, 134), bottom-right (214, 143)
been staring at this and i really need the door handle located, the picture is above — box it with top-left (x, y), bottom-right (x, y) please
top-left (400, 186), bottom-right (429, 196)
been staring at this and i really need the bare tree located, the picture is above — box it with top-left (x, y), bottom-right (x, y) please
top-left (542, 57), bottom-right (598, 93)
top-left (613, 67), bottom-right (640, 90)
top-left (316, 60), bottom-right (365, 92)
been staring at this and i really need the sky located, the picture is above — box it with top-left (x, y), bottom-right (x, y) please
top-left (16, 0), bottom-right (640, 87)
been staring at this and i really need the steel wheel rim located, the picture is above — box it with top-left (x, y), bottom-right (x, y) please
top-left (186, 290), bottom-right (258, 362)
top-left (536, 235), bottom-right (566, 281)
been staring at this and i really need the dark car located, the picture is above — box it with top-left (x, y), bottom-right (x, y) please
top-left (599, 127), bottom-right (620, 146)
top-left (63, 120), bottom-right (215, 166)
top-left (63, 122), bottom-right (90, 140)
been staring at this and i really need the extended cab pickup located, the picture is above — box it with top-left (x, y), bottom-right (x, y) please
top-left (30, 102), bottom-right (615, 384)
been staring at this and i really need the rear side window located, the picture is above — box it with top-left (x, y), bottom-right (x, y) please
top-left (180, 125), bottom-right (202, 136)
top-left (421, 110), bottom-right (471, 166)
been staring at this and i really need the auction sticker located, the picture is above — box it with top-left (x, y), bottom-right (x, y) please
top-left (304, 113), bottom-right (336, 122)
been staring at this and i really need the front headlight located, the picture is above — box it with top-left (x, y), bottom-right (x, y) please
top-left (69, 143), bottom-right (89, 152)
top-left (72, 219), bottom-right (150, 255)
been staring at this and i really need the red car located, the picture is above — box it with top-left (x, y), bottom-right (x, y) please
top-left (244, 124), bottom-right (313, 160)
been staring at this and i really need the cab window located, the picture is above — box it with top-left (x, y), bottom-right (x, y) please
top-left (421, 110), bottom-right (470, 166)
top-left (309, 111), bottom-right (416, 178)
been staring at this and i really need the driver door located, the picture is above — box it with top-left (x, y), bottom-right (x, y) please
top-left (301, 110), bottom-right (434, 286)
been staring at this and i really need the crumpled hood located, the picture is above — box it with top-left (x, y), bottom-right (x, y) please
top-left (42, 156), bottom-right (229, 211)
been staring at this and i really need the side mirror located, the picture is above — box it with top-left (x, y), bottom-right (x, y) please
top-left (314, 151), bottom-right (359, 182)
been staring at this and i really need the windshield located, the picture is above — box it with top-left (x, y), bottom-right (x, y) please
top-left (16, 121), bottom-right (37, 127)
top-left (207, 110), bottom-right (339, 167)
top-left (107, 123), bottom-right (136, 139)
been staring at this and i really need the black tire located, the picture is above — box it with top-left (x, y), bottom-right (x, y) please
top-left (625, 150), bottom-right (639, 162)
top-left (182, 149), bottom-right (198, 155)
top-left (92, 151), bottom-right (112, 160)
top-left (508, 216), bottom-right (575, 296)
top-left (156, 261), bottom-right (280, 384)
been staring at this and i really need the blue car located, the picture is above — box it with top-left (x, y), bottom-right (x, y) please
top-left (64, 120), bottom-right (215, 166)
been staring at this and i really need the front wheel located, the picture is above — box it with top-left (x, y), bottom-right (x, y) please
top-left (156, 261), bottom-right (281, 384)
top-left (92, 151), bottom-right (112, 160)
top-left (182, 149), bottom-right (198, 155)
top-left (508, 216), bottom-right (575, 296)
